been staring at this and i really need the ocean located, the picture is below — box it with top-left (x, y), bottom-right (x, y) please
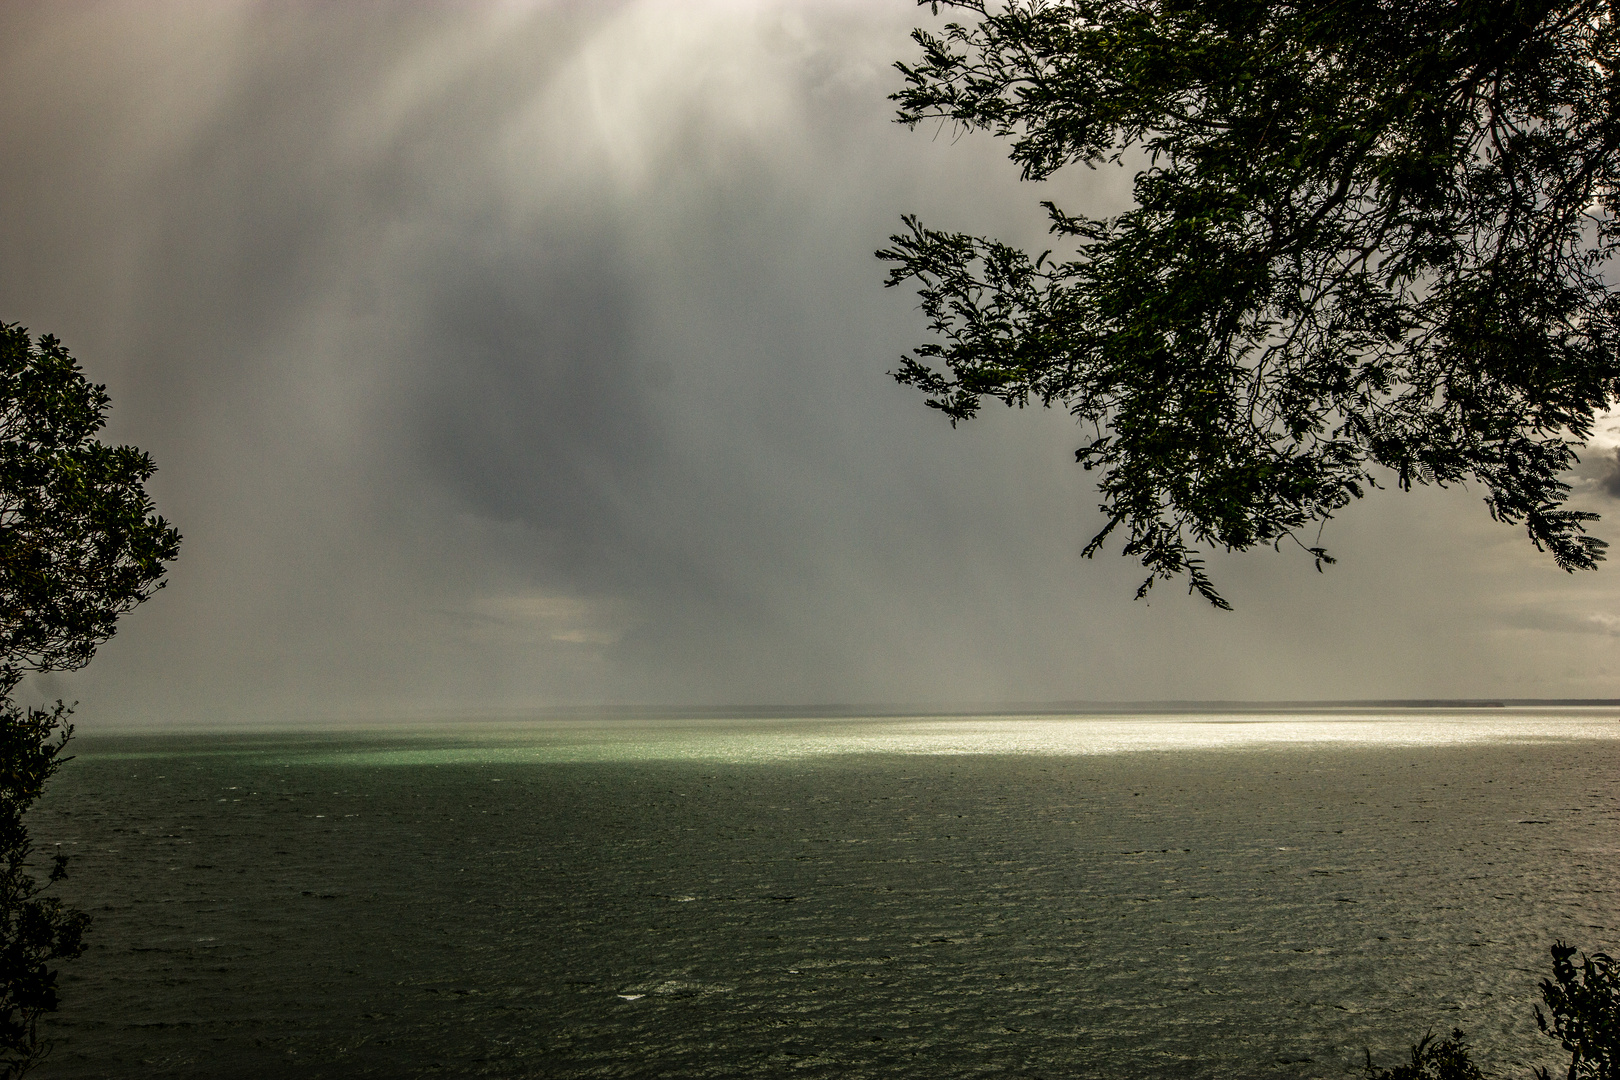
top-left (26, 710), bottom-right (1620, 1079)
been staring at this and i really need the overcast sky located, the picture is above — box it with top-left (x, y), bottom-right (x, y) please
top-left (5, 0), bottom-right (1620, 726)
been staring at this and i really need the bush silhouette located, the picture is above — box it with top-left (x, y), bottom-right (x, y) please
top-left (1366, 942), bottom-right (1619, 1080)
top-left (1364, 1030), bottom-right (1485, 1080)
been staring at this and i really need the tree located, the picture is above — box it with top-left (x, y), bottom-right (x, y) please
top-left (880, 0), bottom-right (1620, 607)
top-left (0, 323), bottom-right (179, 1077)
top-left (0, 325), bottom-right (180, 695)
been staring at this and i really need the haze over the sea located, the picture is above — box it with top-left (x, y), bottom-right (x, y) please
top-left (5, 1), bottom-right (1620, 725)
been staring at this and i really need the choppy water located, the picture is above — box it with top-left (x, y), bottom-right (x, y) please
top-left (26, 711), bottom-right (1620, 1078)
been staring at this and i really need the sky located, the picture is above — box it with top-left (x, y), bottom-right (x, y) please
top-left (4, 0), bottom-right (1620, 727)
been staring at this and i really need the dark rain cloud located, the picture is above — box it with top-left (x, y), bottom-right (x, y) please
top-left (4, 1), bottom-right (1620, 723)
top-left (1599, 452), bottom-right (1620, 499)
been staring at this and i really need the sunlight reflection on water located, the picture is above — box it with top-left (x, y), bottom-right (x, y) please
top-left (46, 712), bottom-right (1620, 1079)
top-left (284, 709), bottom-right (1620, 766)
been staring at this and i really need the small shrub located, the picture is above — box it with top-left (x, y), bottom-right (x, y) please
top-left (1363, 1029), bottom-right (1485, 1080)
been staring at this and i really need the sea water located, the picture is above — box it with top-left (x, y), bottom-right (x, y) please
top-left (26, 711), bottom-right (1620, 1079)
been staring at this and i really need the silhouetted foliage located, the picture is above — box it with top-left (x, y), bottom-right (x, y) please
top-left (1366, 943), bottom-right (1620, 1080)
top-left (0, 701), bottom-right (86, 1080)
top-left (1534, 941), bottom-right (1620, 1080)
top-left (1363, 1029), bottom-right (1485, 1080)
top-left (0, 323), bottom-right (178, 1076)
top-left (881, 0), bottom-right (1620, 606)
top-left (0, 323), bottom-right (179, 695)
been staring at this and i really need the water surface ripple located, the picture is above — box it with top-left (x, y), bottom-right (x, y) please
top-left (30, 711), bottom-right (1620, 1079)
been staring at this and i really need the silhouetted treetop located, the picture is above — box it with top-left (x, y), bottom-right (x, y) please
top-left (0, 324), bottom-right (179, 690)
top-left (882, 0), bottom-right (1620, 606)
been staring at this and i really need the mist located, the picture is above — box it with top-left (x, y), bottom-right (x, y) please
top-left (3, 0), bottom-right (1618, 726)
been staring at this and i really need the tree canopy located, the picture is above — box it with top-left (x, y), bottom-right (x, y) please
top-left (880, 0), bottom-right (1620, 606)
top-left (0, 324), bottom-right (179, 689)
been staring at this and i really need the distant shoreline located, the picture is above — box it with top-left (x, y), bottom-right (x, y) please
top-left (70, 698), bottom-right (1620, 734)
top-left (496, 698), bottom-right (1613, 718)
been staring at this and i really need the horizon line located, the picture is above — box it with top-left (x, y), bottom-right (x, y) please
top-left (73, 698), bottom-right (1620, 732)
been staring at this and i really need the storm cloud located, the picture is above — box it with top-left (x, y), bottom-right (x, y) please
top-left (4, 1), bottom-right (1620, 725)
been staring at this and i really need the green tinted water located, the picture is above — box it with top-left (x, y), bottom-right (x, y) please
top-left (29, 713), bottom-right (1620, 1078)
